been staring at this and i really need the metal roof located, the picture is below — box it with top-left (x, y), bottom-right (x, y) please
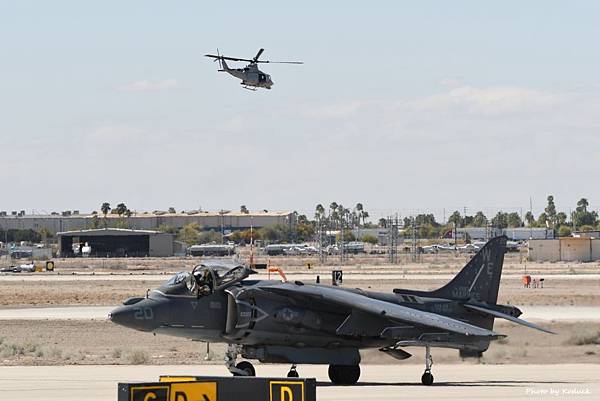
top-left (56, 228), bottom-right (173, 236)
top-left (2, 211), bottom-right (293, 219)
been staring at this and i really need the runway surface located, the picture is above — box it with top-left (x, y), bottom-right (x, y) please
top-left (1, 305), bottom-right (599, 321)
top-left (0, 364), bottom-right (597, 400)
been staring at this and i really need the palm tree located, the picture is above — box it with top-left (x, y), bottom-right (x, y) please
top-left (361, 211), bottom-right (369, 227)
top-left (115, 203), bottom-right (128, 217)
top-left (100, 202), bottom-right (111, 228)
top-left (329, 202), bottom-right (339, 229)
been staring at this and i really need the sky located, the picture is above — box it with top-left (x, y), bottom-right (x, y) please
top-left (1, 1), bottom-right (600, 221)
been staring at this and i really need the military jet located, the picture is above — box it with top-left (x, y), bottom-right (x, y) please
top-left (109, 236), bottom-right (553, 385)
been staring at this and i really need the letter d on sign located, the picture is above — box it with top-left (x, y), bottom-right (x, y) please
top-left (174, 391), bottom-right (188, 401)
top-left (280, 386), bottom-right (293, 401)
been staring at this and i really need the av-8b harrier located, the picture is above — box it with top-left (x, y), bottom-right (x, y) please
top-left (110, 236), bottom-right (552, 385)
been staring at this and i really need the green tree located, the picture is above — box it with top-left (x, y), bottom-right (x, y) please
top-left (240, 205), bottom-right (249, 214)
top-left (545, 195), bottom-right (557, 227)
top-left (557, 226), bottom-right (572, 237)
top-left (556, 212), bottom-right (567, 227)
top-left (491, 212), bottom-right (508, 229)
top-left (378, 218), bottom-right (387, 228)
top-left (576, 198), bottom-right (589, 212)
top-left (258, 224), bottom-right (292, 243)
top-left (115, 203), bottom-right (128, 217)
top-left (168, 207), bottom-right (176, 214)
top-left (198, 230), bottom-right (222, 244)
top-left (90, 214), bottom-right (100, 229)
top-left (472, 211), bottom-right (488, 227)
top-left (448, 211), bottom-right (462, 226)
top-left (362, 234), bottom-right (378, 245)
top-left (573, 198), bottom-right (598, 228)
top-left (101, 202), bottom-right (111, 227)
top-left (506, 212), bottom-right (523, 228)
top-left (156, 224), bottom-right (177, 234)
top-left (524, 211), bottom-right (535, 226)
top-left (178, 223), bottom-right (201, 245)
top-left (315, 204), bottom-right (325, 221)
top-left (329, 202), bottom-right (339, 228)
top-left (415, 214), bottom-right (439, 227)
top-left (537, 212), bottom-right (548, 227)
top-left (336, 230), bottom-right (355, 242)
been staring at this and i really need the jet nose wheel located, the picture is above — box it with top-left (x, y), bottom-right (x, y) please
top-left (421, 372), bottom-right (434, 385)
top-left (287, 365), bottom-right (299, 378)
top-left (233, 361), bottom-right (256, 377)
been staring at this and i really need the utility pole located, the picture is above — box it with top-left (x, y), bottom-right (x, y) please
top-left (387, 214), bottom-right (399, 264)
top-left (318, 215), bottom-right (326, 264)
top-left (339, 212), bottom-right (345, 264)
top-left (529, 197), bottom-right (533, 239)
top-left (411, 218), bottom-right (418, 263)
top-left (219, 210), bottom-right (225, 244)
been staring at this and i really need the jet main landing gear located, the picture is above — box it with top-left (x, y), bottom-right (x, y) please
top-left (421, 345), bottom-right (434, 385)
top-left (328, 364), bottom-right (361, 385)
top-left (225, 344), bottom-right (256, 376)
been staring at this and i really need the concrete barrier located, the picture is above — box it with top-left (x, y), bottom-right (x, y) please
top-left (118, 375), bottom-right (316, 401)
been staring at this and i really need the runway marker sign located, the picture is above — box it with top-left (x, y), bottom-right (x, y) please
top-left (269, 381), bottom-right (305, 401)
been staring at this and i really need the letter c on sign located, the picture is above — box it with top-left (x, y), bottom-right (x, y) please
top-left (143, 393), bottom-right (157, 401)
top-left (280, 386), bottom-right (293, 401)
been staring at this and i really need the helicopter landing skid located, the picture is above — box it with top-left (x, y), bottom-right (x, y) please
top-left (242, 85), bottom-right (257, 91)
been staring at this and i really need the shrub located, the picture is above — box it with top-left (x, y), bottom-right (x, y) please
top-left (125, 349), bottom-right (150, 364)
top-left (566, 331), bottom-right (600, 346)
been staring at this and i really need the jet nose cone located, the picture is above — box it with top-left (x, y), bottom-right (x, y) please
top-left (108, 305), bottom-right (132, 327)
top-left (109, 297), bottom-right (167, 331)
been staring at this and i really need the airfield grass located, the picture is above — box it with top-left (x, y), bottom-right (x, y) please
top-left (0, 320), bottom-right (597, 367)
top-left (0, 273), bottom-right (598, 306)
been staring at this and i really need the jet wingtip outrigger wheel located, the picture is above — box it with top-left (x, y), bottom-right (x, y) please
top-left (421, 345), bottom-right (434, 385)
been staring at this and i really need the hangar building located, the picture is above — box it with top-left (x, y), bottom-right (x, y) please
top-left (528, 237), bottom-right (600, 262)
top-left (0, 211), bottom-right (294, 235)
top-left (57, 228), bottom-right (174, 257)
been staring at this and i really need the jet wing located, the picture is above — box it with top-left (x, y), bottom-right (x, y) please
top-left (463, 304), bottom-right (556, 334)
top-left (261, 283), bottom-right (500, 337)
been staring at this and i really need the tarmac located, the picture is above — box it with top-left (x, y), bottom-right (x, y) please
top-left (1, 305), bottom-right (599, 321)
top-left (0, 363), bottom-right (598, 400)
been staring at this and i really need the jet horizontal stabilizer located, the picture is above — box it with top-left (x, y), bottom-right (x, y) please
top-left (464, 303), bottom-right (556, 334)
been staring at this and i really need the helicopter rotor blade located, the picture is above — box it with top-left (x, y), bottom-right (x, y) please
top-left (252, 48), bottom-right (265, 63)
top-left (256, 60), bottom-right (304, 64)
top-left (205, 54), bottom-right (254, 62)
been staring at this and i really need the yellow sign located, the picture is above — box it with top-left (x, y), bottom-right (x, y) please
top-left (170, 382), bottom-right (217, 401)
top-left (130, 385), bottom-right (169, 401)
top-left (270, 381), bottom-right (304, 401)
top-left (159, 376), bottom-right (198, 383)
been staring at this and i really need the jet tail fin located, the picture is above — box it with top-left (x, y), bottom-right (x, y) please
top-left (431, 236), bottom-right (507, 304)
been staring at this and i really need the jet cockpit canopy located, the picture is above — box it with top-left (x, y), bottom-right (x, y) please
top-left (188, 260), bottom-right (254, 295)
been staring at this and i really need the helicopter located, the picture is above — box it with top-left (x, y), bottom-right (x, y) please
top-left (205, 48), bottom-right (303, 90)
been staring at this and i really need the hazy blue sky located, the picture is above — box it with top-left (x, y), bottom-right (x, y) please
top-left (1, 1), bottom-right (599, 220)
